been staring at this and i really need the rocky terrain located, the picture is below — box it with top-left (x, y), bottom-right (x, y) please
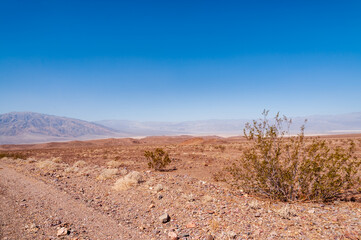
top-left (1, 135), bottom-right (361, 239)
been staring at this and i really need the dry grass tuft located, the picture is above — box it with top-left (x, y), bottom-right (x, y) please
top-left (248, 199), bottom-right (262, 210)
top-left (106, 160), bottom-right (123, 168)
top-left (112, 171), bottom-right (143, 191)
top-left (73, 160), bottom-right (87, 168)
top-left (202, 195), bottom-right (214, 203)
top-left (50, 157), bottom-right (62, 163)
top-left (275, 204), bottom-right (297, 219)
top-left (96, 168), bottom-right (118, 180)
top-left (64, 166), bottom-right (80, 173)
top-left (36, 159), bottom-right (67, 172)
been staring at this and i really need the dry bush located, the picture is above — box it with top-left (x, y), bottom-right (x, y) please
top-left (64, 166), bottom-right (80, 173)
top-left (275, 204), bottom-right (297, 219)
top-left (36, 159), bottom-right (67, 172)
top-left (73, 160), bottom-right (87, 168)
top-left (144, 148), bottom-right (171, 171)
top-left (247, 199), bottom-right (262, 210)
top-left (26, 157), bottom-right (36, 163)
top-left (112, 171), bottom-right (143, 191)
top-left (0, 152), bottom-right (27, 160)
top-left (106, 160), bottom-right (123, 168)
top-left (226, 110), bottom-right (361, 202)
top-left (96, 168), bottom-right (118, 180)
top-left (50, 157), bottom-right (62, 163)
top-left (202, 195), bottom-right (214, 203)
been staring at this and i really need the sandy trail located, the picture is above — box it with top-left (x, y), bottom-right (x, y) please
top-left (0, 162), bottom-right (141, 240)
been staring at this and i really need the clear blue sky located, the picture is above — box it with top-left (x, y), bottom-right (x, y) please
top-left (1, 0), bottom-right (360, 121)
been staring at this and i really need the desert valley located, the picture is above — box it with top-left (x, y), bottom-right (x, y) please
top-left (1, 132), bottom-right (361, 239)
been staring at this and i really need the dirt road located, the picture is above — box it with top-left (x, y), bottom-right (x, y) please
top-left (0, 162), bottom-right (142, 240)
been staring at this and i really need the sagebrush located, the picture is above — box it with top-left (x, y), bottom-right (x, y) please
top-left (225, 110), bottom-right (360, 202)
top-left (144, 148), bottom-right (171, 171)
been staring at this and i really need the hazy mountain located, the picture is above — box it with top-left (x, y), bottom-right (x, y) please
top-left (0, 112), bottom-right (121, 144)
top-left (1, 111), bottom-right (360, 145)
top-left (96, 112), bottom-right (361, 136)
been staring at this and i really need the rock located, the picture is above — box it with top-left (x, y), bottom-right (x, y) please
top-left (57, 227), bottom-right (69, 236)
top-left (149, 203), bottom-right (155, 209)
top-left (168, 231), bottom-right (178, 240)
top-left (186, 221), bottom-right (196, 228)
top-left (159, 213), bottom-right (170, 223)
top-left (158, 195), bottom-right (164, 200)
top-left (205, 234), bottom-right (214, 240)
top-left (255, 212), bottom-right (261, 217)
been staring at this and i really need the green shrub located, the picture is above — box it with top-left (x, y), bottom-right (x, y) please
top-left (226, 110), bottom-right (360, 202)
top-left (144, 148), bottom-right (171, 171)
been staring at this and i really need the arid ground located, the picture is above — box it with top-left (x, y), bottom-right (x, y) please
top-left (1, 134), bottom-right (361, 239)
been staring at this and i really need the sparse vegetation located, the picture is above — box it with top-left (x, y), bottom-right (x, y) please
top-left (215, 145), bottom-right (226, 152)
top-left (0, 152), bottom-right (28, 160)
top-left (112, 171), bottom-right (143, 191)
top-left (144, 148), bottom-right (171, 171)
top-left (106, 160), bottom-right (123, 168)
top-left (36, 159), bottom-right (67, 172)
top-left (96, 168), bottom-right (118, 180)
top-left (225, 110), bottom-right (361, 202)
top-left (73, 160), bottom-right (87, 168)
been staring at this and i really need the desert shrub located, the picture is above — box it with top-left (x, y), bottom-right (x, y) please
top-left (106, 160), bottom-right (123, 168)
top-left (36, 159), bottom-right (67, 172)
top-left (64, 166), bottom-right (80, 173)
top-left (215, 145), bottom-right (226, 152)
top-left (144, 148), bottom-right (171, 171)
top-left (226, 110), bottom-right (360, 202)
top-left (96, 168), bottom-right (118, 180)
top-left (0, 152), bottom-right (28, 160)
top-left (112, 171), bottom-right (143, 191)
top-left (73, 160), bottom-right (87, 168)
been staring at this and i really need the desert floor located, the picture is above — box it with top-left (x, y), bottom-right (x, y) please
top-left (1, 134), bottom-right (361, 239)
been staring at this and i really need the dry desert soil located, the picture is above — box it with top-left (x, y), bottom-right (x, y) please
top-left (1, 134), bottom-right (361, 240)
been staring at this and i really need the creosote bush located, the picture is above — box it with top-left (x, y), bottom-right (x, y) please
top-left (144, 148), bottom-right (171, 171)
top-left (226, 110), bottom-right (360, 202)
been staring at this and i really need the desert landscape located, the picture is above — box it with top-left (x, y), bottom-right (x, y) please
top-left (1, 134), bottom-right (361, 239)
top-left (2, 1), bottom-right (361, 239)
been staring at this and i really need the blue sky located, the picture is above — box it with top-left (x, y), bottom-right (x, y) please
top-left (1, 0), bottom-right (360, 121)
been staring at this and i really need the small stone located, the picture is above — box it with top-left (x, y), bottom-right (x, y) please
top-left (158, 195), bottom-right (164, 200)
top-left (255, 212), bottom-right (261, 217)
top-left (168, 231), bottom-right (178, 240)
top-left (57, 227), bottom-right (69, 236)
top-left (149, 204), bottom-right (155, 209)
top-left (186, 221), bottom-right (196, 228)
top-left (159, 213), bottom-right (170, 223)
top-left (205, 234), bottom-right (214, 240)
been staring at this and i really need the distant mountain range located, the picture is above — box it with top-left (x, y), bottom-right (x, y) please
top-left (0, 112), bottom-right (121, 144)
top-left (0, 111), bottom-right (361, 144)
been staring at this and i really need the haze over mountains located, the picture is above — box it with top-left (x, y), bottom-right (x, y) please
top-left (0, 111), bottom-right (361, 144)
top-left (96, 112), bottom-right (361, 136)
top-left (0, 112), bottom-right (121, 144)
